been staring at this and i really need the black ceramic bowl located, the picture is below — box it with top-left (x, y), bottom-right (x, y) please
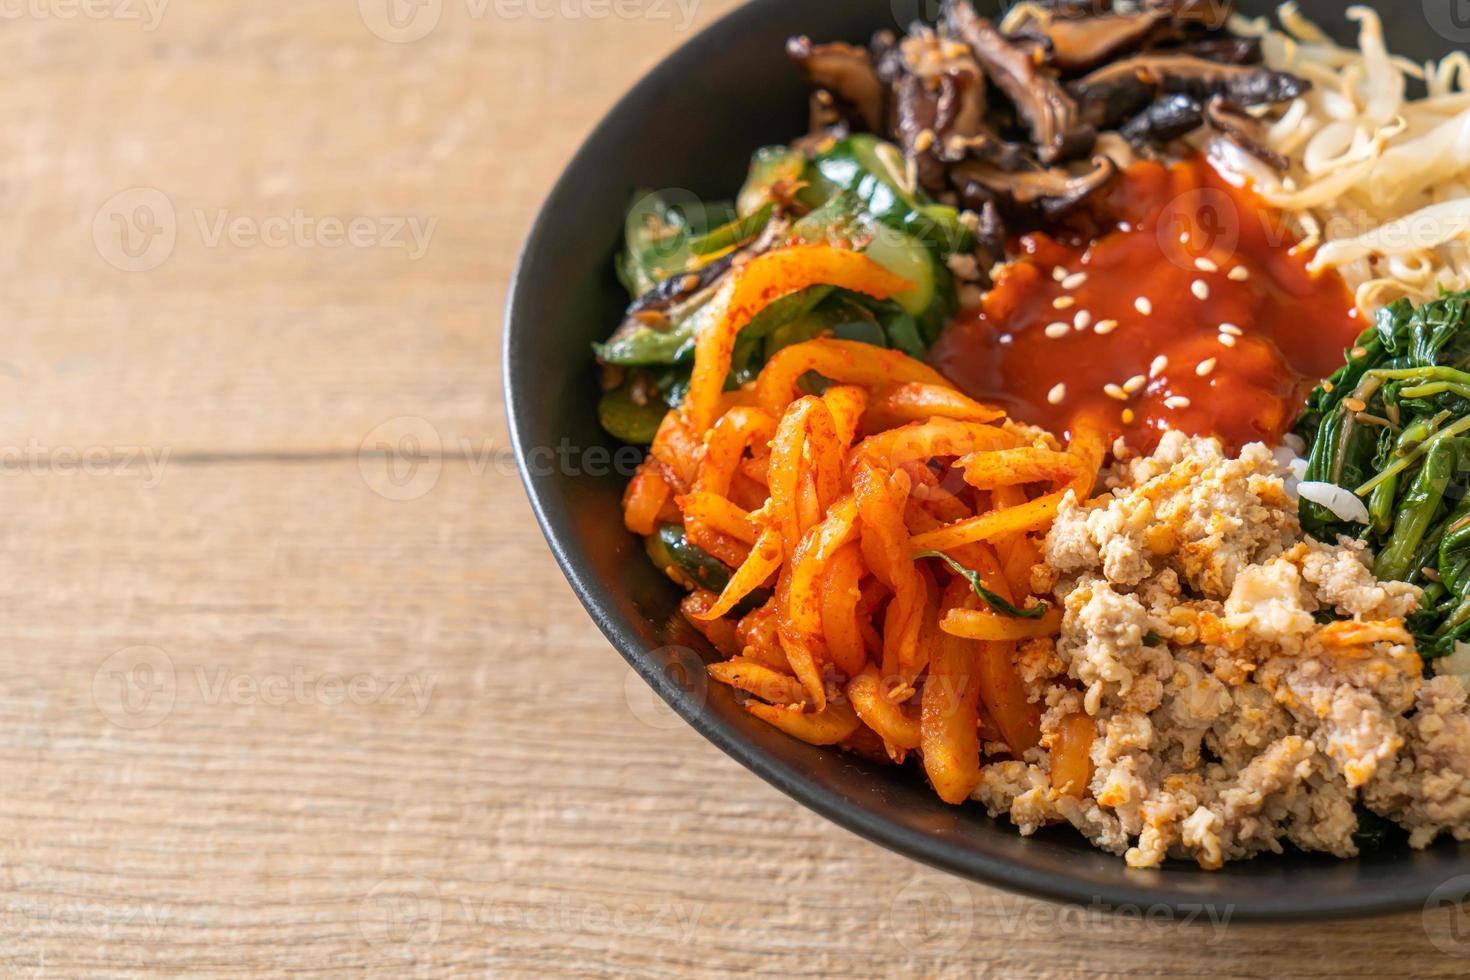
top-left (505, 0), bottom-right (1470, 918)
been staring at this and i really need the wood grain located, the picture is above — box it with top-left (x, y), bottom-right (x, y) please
top-left (0, 1), bottom-right (1467, 976)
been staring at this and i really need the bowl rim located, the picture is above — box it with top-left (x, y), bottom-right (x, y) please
top-left (503, 0), bottom-right (1459, 921)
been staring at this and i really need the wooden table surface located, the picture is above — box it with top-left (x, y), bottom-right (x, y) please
top-left (3, 1), bottom-right (1468, 975)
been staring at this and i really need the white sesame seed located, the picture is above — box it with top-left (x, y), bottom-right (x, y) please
top-left (1149, 355), bottom-right (1168, 378)
top-left (1122, 408), bottom-right (1136, 424)
top-left (1074, 309), bottom-right (1093, 331)
top-left (1179, 232), bottom-right (1190, 244)
top-left (1103, 383), bottom-right (1128, 401)
top-left (1053, 266), bottom-right (1069, 282)
top-left (1062, 272), bottom-right (1088, 290)
top-left (1053, 295), bottom-right (1076, 310)
top-left (1134, 297), bottom-right (1153, 316)
top-left (1044, 322), bottom-right (1070, 339)
top-left (1047, 383), bottom-right (1067, 405)
top-left (1219, 323), bottom-right (1243, 336)
top-left (1123, 374), bottom-right (1146, 394)
top-left (1218, 333), bottom-right (1238, 348)
top-left (1196, 358), bottom-right (1217, 377)
top-left (1192, 279), bottom-right (1210, 301)
top-left (1228, 266), bottom-right (1250, 282)
top-left (1094, 319), bottom-right (1119, 335)
top-left (1195, 257), bottom-right (1218, 273)
top-left (1165, 395), bottom-right (1191, 409)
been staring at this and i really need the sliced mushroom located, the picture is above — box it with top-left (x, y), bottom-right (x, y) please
top-left (951, 155), bottom-right (1119, 219)
top-left (944, 0), bottom-right (1096, 164)
top-left (895, 73), bottom-right (949, 192)
top-left (970, 199), bottom-right (1007, 286)
top-left (787, 36), bottom-right (886, 133)
top-left (1144, 0), bottom-right (1236, 28)
top-left (898, 24), bottom-right (985, 84)
top-left (1205, 95), bottom-right (1288, 169)
top-left (1120, 93), bottom-right (1204, 148)
top-left (1174, 35), bottom-right (1263, 65)
top-left (1007, 9), bottom-right (1170, 74)
top-left (934, 67), bottom-right (985, 135)
top-left (1072, 54), bottom-right (1309, 128)
top-left (1038, 0), bottom-right (1115, 17)
top-left (931, 70), bottom-right (1029, 169)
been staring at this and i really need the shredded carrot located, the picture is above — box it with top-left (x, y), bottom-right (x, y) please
top-left (864, 382), bottom-right (1005, 431)
top-left (757, 338), bottom-right (948, 418)
top-left (847, 665), bottom-right (922, 757)
top-left (617, 247), bottom-right (1106, 791)
top-left (683, 249), bottom-right (913, 433)
top-left (623, 463), bottom-right (671, 536)
top-left (923, 580), bottom-right (983, 804)
top-left (940, 607), bottom-right (1063, 642)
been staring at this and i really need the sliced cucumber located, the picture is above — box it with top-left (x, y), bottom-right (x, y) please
top-left (738, 146), bottom-right (808, 217)
top-left (862, 226), bottom-right (936, 318)
top-left (813, 134), bottom-right (973, 255)
top-left (598, 384), bottom-right (668, 445)
top-left (645, 524), bottom-right (733, 593)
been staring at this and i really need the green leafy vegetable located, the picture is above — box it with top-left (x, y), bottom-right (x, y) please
top-left (1296, 289), bottom-right (1470, 656)
top-left (914, 551), bottom-right (1049, 619)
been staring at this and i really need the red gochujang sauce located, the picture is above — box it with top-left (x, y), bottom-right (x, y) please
top-left (929, 157), bottom-right (1364, 452)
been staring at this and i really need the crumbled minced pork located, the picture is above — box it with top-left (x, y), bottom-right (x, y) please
top-left (977, 431), bottom-right (1470, 868)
